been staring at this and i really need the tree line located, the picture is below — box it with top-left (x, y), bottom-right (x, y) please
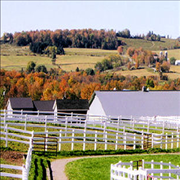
top-left (2, 29), bottom-right (122, 51)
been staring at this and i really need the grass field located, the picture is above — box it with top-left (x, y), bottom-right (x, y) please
top-left (119, 37), bottom-right (179, 51)
top-left (154, 49), bottom-right (180, 60)
top-left (65, 154), bottom-right (180, 180)
top-left (1, 44), bottom-right (180, 78)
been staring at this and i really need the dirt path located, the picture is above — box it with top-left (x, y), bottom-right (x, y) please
top-left (47, 153), bottom-right (180, 180)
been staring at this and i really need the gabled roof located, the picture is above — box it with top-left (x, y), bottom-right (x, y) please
top-left (55, 99), bottom-right (89, 111)
top-left (33, 100), bottom-right (54, 111)
top-left (93, 91), bottom-right (180, 117)
top-left (9, 97), bottom-right (34, 110)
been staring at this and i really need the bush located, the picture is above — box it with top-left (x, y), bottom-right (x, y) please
top-left (170, 57), bottom-right (176, 65)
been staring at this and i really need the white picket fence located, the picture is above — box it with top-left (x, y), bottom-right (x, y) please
top-left (111, 159), bottom-right (180, 180)
top-left (1, 123), bottom-right (180, 152)
top-left (0, 110), bottom-right (180, 179)
top-left (0, 139), bottom-right (33, 180)
top-left (1, 110), bottom-right (180, 134)
top-left (0, 110), bottom-right (180, 151)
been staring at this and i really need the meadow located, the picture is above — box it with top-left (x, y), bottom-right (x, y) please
top-left (65, 154), bottom-right (180, 180)
top-left (119, 37), bottom-right (179, 51)
top-left (1, 44), bottom-right (180, 80)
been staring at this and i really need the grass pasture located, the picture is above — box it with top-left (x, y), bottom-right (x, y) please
top-left (119, 37), bottom-right (179, 51)
top-left (65, 154), bottom-right (180, 180)
top-left (154, 49), bottom-right (180, 60)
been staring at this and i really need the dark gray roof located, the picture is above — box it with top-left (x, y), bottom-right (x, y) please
top-left (56, 99), bottom-right (89, 111)
top-left (95, 91), bottom-right (180, 117)
top-left (9, 98), bottom-right (34, 110)
top-left (33, 100), bottom-right (54, 111)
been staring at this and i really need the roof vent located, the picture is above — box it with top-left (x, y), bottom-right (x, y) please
top-left (142, 86), bottom-right (148, 92)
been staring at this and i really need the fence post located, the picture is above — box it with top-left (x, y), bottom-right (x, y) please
top-left (177, 132), bottom-right (179, 148)
top-left (65, 116), bottom-right (68, 137)
top-left (5, 124), bottom-right (8, 147)
top-left (165, 133), bottom-right (168, 150)
top-left (4, 109), bottom-right (6, 130)
top-left (151, 160), bottom-right (154, 176)
top-left (94, 131), bottom-right (97, 151)
top-left (105, 131), bottom-right (107, 150)
top-left (163, 121), bottom-right (165, 134)
top-left (141, 131), bottom-right (144, 150)
top-left (21, 109), bottom-right (23, 118)
top-left (115, 132), bottom-right (118, 150)
top-left (117, 116), bottom-right (120, 131)
top-left (22, 164), bottom-right (27, 180)
top-left (45, 116), bottom-right (47, 132)
top-left (71, 129), bottom-right (74, 151)
top-left (59, 130), bottom-right (62, 151)
top-left (83, 129), bottom-right (86, 151)
top-left (151, 134), bottom-right (154, 148)
top-left (133, 133), bottom-right (136, 150)
top-left (104, 121), bottom-right (106, 137)
top-left (45, 130), bottom-right (48, 151)
top-left (142, 159), bottom-right (144, 169)
top-left (124, 133), bottom-right (126, 150)
top-left (169, 162), bottom-right (171, 178)
top-left (160, 161), bottom-right (163, 180)
top-left (24, 114), bottom-right (27, 131)
top-left (171, 133), bottom-right (173, 149)
top-left (160, 134), bottom-right (162, 149)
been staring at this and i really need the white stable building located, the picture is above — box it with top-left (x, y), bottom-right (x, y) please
top-left (88, 90), bottom-right (180, 118)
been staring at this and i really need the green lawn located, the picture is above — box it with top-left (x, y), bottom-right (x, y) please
top-left (65, 154), bottom-right (180, 180)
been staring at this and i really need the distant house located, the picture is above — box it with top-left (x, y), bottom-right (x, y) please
top-left (87, 90), bottom-right (180, 117)
top-left (175, 60), bottom-right (180, 66)
top-left (53, 99), bottom-right (89, 115)
top-left (7, 98), bottom-right (34, 113)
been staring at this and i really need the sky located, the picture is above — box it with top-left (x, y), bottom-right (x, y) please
top-left (1, 1), bottom-right (180, 39)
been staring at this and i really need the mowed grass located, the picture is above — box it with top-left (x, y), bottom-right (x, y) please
top-left (154, 49), bottom-right (180, 60)
top-left (115, 66), bottom-right (180, 80)
top-left (119, 37), bottom-right (179, 51)
top-left (1, 44), bottom-right (113, 71)
top-left (65, 154), bottom-right (180, 180)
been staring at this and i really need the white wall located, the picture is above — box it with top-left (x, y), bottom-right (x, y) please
top-left (6, 99), bottom-right (13, 116)
top-left (87, 96), bottom-right (106, 116)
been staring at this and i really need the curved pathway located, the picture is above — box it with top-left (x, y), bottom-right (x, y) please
top-left (47, 153), bottom-right (180, 180)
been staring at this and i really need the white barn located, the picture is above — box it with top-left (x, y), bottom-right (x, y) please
top-left (175, 60), bottom-right (180, 66)
top-left (87, 91), bottom-right (180, 117)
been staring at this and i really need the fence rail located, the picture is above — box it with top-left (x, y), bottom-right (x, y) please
top-left (0, 139), bottom-right (33, 180)
top-left (0, 110), bottom-right (180, 179)
top-left (111, 160), bottom-right (180, 180)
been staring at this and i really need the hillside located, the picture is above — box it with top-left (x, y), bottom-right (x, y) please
top-left (118, 37), bottom-right (179, 51)
top-left (1, 43), bottom-right (180, 80)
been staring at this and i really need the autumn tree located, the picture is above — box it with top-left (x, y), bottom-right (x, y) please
top-left (117, 46), bottom-right (123, 55)
top-left (161, 61), bottom-right (170, 73)
top-left (127, 62), bottom-right (131, 70)
top-left (156, 62), bottom-right (161, 72)
top-left (135, 59), bottom-right (139, 69)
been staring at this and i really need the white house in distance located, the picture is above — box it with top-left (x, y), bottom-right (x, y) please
top-left (87, 90), bottom-right (180, 118)
top-left (175, 60), bottom-right (180, 66)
